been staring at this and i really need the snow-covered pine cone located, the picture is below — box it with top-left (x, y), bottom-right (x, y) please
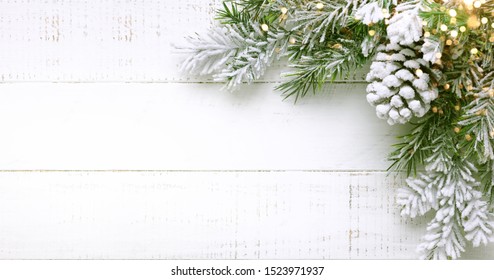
top-left (366, 43), bottom-right (438, 125)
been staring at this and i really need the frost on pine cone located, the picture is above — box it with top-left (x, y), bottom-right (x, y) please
top-left (365, 1), bottom-right (438, 125)
top-left (366, 43), bottom-right (438, 125)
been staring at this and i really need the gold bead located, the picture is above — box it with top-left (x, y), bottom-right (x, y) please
top-left (368, 30), bottom-right (376, 36)
top-left (424, 31), bottom-right (431, 38)
top-left (471, 48), bottom-right (479, 55)
top-left (454, 127), bottom-right (461, 133)
top-left (446, 39), bottom-right (453, 45)
top-left (289, 37), bottom-right (296, 44)
top-left (455, 105), bottom-right (461, 111)
top-left (444, 83), bottom-right (450, 90)
top-left (415, 69), bottom-right (424, 77)
top-left (460, 26), bottom-right (467, 32)
top-left (465, 134), bottom-right (473, 141)
top-left (432, 106), bottom-right (439, 113)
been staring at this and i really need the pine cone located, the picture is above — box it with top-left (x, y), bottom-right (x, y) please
top-left (366, 43), bottom-right (438, 125)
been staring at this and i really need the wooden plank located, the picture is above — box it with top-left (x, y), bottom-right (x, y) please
top-left (0, 171), bottom-right (429, 259)
top-left (0, 171), bottom-right (491, 259)
top-left (0, 0), bottom-right (367, 82)
top-left (0, 83), bottom-right (405, 170)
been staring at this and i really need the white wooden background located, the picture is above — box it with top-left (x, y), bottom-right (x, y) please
top-left (0, 0), bottom-right (492, 259)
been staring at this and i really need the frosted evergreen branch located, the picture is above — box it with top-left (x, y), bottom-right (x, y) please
top-left (397, 173), bottom-right (438, 218)
top-left (459, 71), bottom-right (494, 163)
top-left (277, 38), bottom-right (368, 101)
top-left (462, 194), bottom-right (494, 247)
top-left (397, 133), bottom-right (494, 259)
top-left (389, 114), bottom-right (441, 175)
top-left (215, 22), bottom-right (290, 89)
top-left (178, 26), bottom-right (241, 76)
top-left (288, 0), bottom-right (366, 51)
top-left (178, 21), bottom-right (289, 90)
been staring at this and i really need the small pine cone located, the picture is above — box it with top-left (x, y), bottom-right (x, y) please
top-left (366, 43), bottom-right (438, 125)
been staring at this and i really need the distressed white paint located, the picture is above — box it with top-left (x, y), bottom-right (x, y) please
top-left (0, 83), bottom-right (403, 170)
top-left (0, 171), bottom-right (429, 259)
top-left (0, 0), bottom-right (492, 259)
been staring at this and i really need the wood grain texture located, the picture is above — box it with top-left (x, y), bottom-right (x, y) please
top-left (0, 0), bottom-right (367, 83)
top-left (1, 171), bottom-right (491, 259)
top-left (0, 83), bottom-right (404, 170)
top-left (0, 171), bottom-right (425, 259)
top-left (0, 0), bottom-right (492, 260)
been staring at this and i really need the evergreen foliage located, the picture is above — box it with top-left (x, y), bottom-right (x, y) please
top-left (179, 0), bottom-right (494, 259)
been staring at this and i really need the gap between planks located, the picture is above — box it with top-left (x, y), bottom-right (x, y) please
top-left (0, 80), bottom-right (368, 84)
top-left (0, 169), bottom-right (393, 173)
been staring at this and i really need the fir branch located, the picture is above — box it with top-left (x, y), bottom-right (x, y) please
top-left (177, 26), bottom-right (242, 76)
top-left (276, 36), bottom-right (369, 101)
top-left (388, 114), bottom-right (441, 175)
top-left (288, 0), bottom-right (365, 51)
top-left (216, 2), bottom-right (251, 25)
top-left (178, 19), bottom-right (290, 89)
top-left (398, 133), bottom-right (494, 259)
top-left (458, 71), bottom-right (494, 163)
top-left (214, 22), bottom-right (290, 89)
top-left (479, 161), bottom-right (494, 203)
